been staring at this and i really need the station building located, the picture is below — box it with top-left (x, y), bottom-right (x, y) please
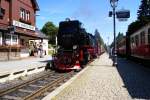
top-left (0, 0), bottom-right (48, 61)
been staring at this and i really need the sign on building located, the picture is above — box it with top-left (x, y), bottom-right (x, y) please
top-left (13, 20), bottom-right (35, 31)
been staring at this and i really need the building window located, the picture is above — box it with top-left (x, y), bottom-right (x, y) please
top-left (20, 8), bottom-right (30, 23)
top-left (0, 32), bottom-right (2, 45)
top-left (20, 8), bottom-right (25, 20)
top-left (26, 11), bottom-right (30, 21)
top-left (12, 35), bottom-right (18, 45)
top-left (140, 31), bottom-right (145, 45)
top-left (5, 34), bottom-right (18, 45)
top-left (5, 34), bottom-right (11, 45)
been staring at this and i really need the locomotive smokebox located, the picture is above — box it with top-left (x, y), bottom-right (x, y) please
top-left (57, 20), bottom-right (86, 49)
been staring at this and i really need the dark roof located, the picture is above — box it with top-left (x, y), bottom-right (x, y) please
top-left (31, 0), bottom-right (40, 11)
top-left (35, 28), bottom-right (48, 39)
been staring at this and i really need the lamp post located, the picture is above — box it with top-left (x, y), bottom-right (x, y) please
top-left (110, 0), bottom-right (118, 66)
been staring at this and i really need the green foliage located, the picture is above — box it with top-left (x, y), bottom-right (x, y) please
top-left (110, 32), bottom-right (125, 48)
top-left (127, 0), bottom-right (150, 35)
top-left (48, 49), bottom-right (55, 55)
top-left (116, 32), bottom-right (124, 42)
top-left (137, 0), bottom-right (150, 20)
top-left (127, 18), bottom-right (149, 35)
top-left (94, 29), bottom-right (104, 46)
top-left (41, 22), bottom-right (58, 45)
top-left (48, 44), bottom-right (53, 48)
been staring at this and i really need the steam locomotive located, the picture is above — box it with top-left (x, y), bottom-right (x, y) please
top-left (51, 20), bottom-right (102, 71)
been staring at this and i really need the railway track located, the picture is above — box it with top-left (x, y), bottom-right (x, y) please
top-left (0, 70), bottom-right (76, 100)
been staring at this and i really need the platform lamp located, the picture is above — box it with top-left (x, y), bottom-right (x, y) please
top-left (109, 0), bottom-right (118, 66)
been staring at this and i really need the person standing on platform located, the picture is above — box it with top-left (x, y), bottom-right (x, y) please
top-left (39, 42), bottom-right (44, 58)
top-left (34, 42), bottom-right (38, 57)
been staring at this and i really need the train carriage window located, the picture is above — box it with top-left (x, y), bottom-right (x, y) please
top-left (148, 28), bottom-right (150, 44)
top-left (131, 37), bottom-right (134, 47)
top-left (135, 35), bottom-right (139, 47)
top-left (140, 31), bottom-right (145, 45)
top-left (0, 32), bottom-right (2, 45)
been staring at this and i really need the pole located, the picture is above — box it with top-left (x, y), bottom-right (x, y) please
top-left (112, 5), bottom-right (117, 66)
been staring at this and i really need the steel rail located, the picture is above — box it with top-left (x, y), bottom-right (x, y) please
top-left (0, 71), bottom-right (54, 97)
top-left (23, 71), bottom-right (74, 100)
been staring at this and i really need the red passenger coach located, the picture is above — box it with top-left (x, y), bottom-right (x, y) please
top-left (126, 23), bottom-right (150, 62)
top-left (130, 24), bottom-right (150, 60)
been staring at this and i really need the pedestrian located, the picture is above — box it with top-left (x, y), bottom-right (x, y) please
top-left (39, 43), bottom-right (44, 58)
top-left (34, 42), bottom-right (38, 57)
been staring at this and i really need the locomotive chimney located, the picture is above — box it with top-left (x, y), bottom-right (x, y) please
top-left (65, 18), bottom-right (71, 21)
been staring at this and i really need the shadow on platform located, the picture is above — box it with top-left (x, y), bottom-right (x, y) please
top-left (116, 58), bottom-right (150, 99)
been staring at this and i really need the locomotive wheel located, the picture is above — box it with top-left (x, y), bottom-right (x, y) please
top-left (45, 61), bottom-right (55, 70)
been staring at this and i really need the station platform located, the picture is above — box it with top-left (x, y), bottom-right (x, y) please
top-left (0, 56), bottom-right (52, 82)
top-left (43, 53), bottom-right (132, 100)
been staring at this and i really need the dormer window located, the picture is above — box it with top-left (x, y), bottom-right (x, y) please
top-left (26, 11), bottom-right (30, 21)
top-left (20, 8), bottom-right (25, 20)
top-left (20, 8), bottom-right (31, 24)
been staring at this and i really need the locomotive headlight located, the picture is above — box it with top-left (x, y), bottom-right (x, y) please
top-left (73, 45), bottom-right (77, 49)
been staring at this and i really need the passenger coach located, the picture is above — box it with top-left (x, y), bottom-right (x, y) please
top-left (127, 23), bottom-right (150, 60)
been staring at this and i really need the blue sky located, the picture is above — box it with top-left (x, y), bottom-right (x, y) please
top-left (36, 0), bottom-right (141, 45)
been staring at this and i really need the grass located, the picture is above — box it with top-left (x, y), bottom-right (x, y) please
top-left (48, 49), bottom-right (55, 55)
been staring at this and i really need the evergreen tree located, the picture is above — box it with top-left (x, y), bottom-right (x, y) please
top-left (110, 32), bottom-right (124, 48)
top-left (116, 32), bottom-right (124, 42)
top-left (137, 0), bottom-right (150, 21)
top-left (127, 0), bottom-right (150, 36)
top-left (94, 29), bottom-right (104, 46)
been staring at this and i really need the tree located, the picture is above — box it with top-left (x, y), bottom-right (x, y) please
top-left (127, 20), bottom-right (147, 35)
top-left (137, 0), bottom-right (150, 21)
top-left (116, 32), bottom-right (124, 41)
top-left (41, 22), bottom-right (58, 45)
top-left (110, 32), bottom-right (124, 48)
top-left (94, 29), bottom-right (104, 46)
top-left (126, 0), bottom-right (150, 36)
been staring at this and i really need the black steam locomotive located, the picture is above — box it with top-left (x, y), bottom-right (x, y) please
top-left (51, 19), bottom-right (102, 71)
